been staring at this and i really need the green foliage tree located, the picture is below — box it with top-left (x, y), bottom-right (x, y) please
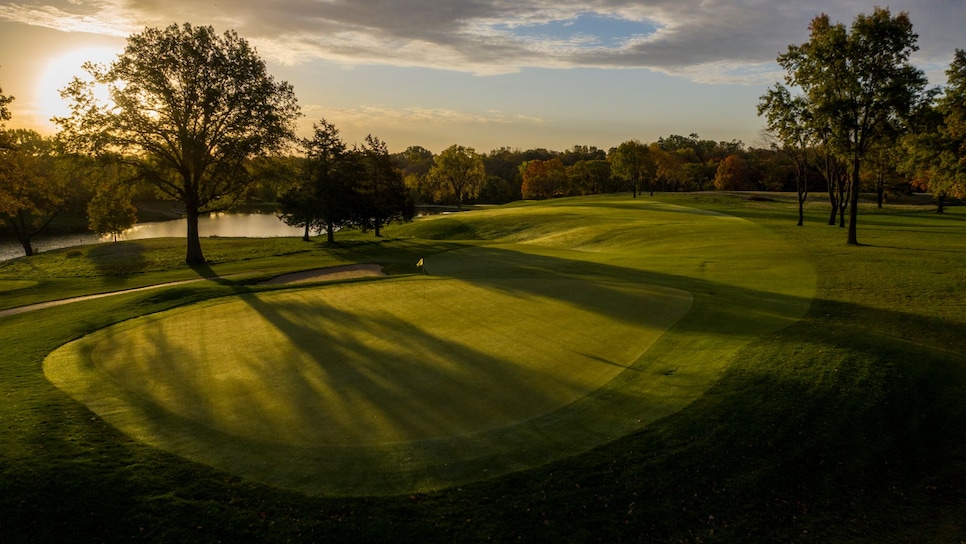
top-left (0, 77), bottom-right (12, 150)
top-left (355, 135), bottom-right (414, 237)
top-left (900, 49), bottom-right (966, 212)
top-left (758, 84), bottom-right (813, 225)
top-left (88, 182), bottom-right (137, 242)
top-left (428, 144), bottom-right (486, 211)
top-left (569, 159), bottom-right (612, 195)
top-left (57, 23), bottom-right (300, 264)
top-left (0, 130), bottom-right (66, 256)
top-left (609, 140), bottom-right (656, 197)
top-left (776, 8), bottom-right (927, 244)
top-left (278, 119), bottom-right (357, 243)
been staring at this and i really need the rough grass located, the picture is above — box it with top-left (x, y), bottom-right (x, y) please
top-left (1, 193), bottom-right (964, 542)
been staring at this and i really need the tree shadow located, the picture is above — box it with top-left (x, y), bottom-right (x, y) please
top-left (86, 242), bottom-right (148, 280)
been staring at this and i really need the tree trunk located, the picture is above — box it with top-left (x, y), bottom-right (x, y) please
top-left (797, 192), bottom-right (805, 227)
top-left (847, 159), bottom-right (860, 245)
top-left (936, 193), bottom-right (946, 214)
top-left (20, 237), bottom-right (34, 257)
top-left (326, 219), bottom-right (335, 243)
top-left (826, 182), bottom-right (838, 226)
top-left (185, 201), bottom-right (205, 265)
top-left (876, 175), bottom-right (884, 208)
top-left (302, 223), bottom-right (310, 242)
top-left (374, 216), bottom-right (382, 237)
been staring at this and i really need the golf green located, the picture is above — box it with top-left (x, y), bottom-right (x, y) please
top-left (44, 199), bottom-right (817, 495)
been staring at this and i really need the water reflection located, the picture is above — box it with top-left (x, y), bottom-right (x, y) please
top-left (0, 212), bottom-right (304, 261)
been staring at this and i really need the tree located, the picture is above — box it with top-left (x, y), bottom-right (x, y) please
top-left (0, 130), bottom-right (66, 256)
top-left (354, 135), bottom-right (414, 237)
top-left (758, 84), bottom-right (813, 225)
top-left (0, 77), bottom-right (12, 150)
top-left (609, 140), bottom-right (655, 197)
top-left (428, 145), bottom-right (486, 211)
top-left (569, 159), bottom-right (612, 195)
top-left (713, 154), bottom-right (752, 191)
top-left (57, 23), bottom-right (300, 264)
top-left (88, 182), bottom-right (137, 242)
top-left (278, 119), bottom-right (357, 243)
top-left (520, 158), bottom-right (567, 199)
top-left (900, 49), bottom-right (966, 211)
top-left (776, 8), bottom-right (927, 244)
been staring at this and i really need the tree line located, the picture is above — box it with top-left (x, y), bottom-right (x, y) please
top-left (2, 10), bottom-right (964, 262)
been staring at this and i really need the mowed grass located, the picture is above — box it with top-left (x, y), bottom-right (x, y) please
top-left (42, 197), bottom-right (813, 496)
top-left (1, 193), bottom-right (963, 542)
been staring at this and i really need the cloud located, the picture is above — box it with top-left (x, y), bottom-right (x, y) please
top-left (302, 104), bottom-right (547, 129)
top-left (2, 0), bottom-right (962, 84)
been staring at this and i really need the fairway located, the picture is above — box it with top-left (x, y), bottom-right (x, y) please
top-left (44, 197), bottom-right (817, 495)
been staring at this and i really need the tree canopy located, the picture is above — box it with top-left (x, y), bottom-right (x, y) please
top-left (57, 22), bottom-right (300, 264)
top-left (428, 144), bottom-right (486, 211)
top-left (0, 129), bottom-right (66, 256)
top-left (775, 8), bottom-right (927, 244)
top-left (900, 49), bottom-right (966, 209)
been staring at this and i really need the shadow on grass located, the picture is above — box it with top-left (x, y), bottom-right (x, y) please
top-left (86, 242), bottom-right (148, 280)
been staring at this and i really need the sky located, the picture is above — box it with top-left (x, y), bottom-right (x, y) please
top-left (0, 1), bottom-right (963, 154)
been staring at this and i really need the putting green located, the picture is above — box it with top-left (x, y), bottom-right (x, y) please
top-left (44, 198), bottom-right (817, 495)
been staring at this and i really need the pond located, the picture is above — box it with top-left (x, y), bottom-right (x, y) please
top-left (0, 212), bottom-right (305, 262)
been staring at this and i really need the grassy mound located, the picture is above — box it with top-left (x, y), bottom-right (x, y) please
top-left (43, 197), bottom-right (815, 495)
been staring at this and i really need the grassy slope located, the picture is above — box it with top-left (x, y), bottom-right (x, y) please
top-left (0, 194), bottom-right (964, 542)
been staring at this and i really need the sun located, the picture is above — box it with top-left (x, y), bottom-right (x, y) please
top-left (37, 46), bottom-right (120, 127)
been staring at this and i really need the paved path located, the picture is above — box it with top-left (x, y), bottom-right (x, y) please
top-left (0, 264), bottom-right (384, 318)
top-left (0, 278), bottom-right (207, 318)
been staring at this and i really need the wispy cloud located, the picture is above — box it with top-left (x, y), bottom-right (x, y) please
top-left (2, 1), bottom-right (962, 84)
top-left (302, 104), bottom-right (547, 129)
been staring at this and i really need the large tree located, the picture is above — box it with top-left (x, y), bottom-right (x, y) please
top-left (57, 23), bottom-right (300, 264)
top-left (0, 130), bottom-right (66, 256)
top-left (758, 84), bottom-right (813, 226)
top-left (278, 119), bottom-right (358, 243)
top-left (900, 49), bottom-right (966, 211)
top-left (0, 77), bottom-right (12, 149)
top-left (354, 135), bottom-right (414, 237)
top-left (428, 144), bottom-right (486, 211)
top-left (609, 140), bottom-right (655, 197)
top-left (776, 8), bottom-right (927, 244)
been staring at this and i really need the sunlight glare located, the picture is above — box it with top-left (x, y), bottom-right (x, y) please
top-left (38, 46), bottom-right (119, 125)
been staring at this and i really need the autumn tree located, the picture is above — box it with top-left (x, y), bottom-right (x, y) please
top-left (776, 8), bottom-right (927, 244)
top-left (428, 144), bottom-right (486, 210)
top-left (609, 140), bottom-right (655, 197)
top-left (520, 158), bottom-right (567, 199)
top-left (713, 154), bottom-right (752, 191)
top-left (0, 130), bottom-right (66, 256)
top-left (900, 49), bottom-right (966, 212)
top-left (57, 23), bottom-right (300, 264)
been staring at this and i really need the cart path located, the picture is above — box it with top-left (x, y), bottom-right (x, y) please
top-left (0, 264), bottom-right (384, 318)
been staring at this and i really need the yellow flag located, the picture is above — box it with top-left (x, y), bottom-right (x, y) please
top-left (416, 258), bottom-right (424, 267)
